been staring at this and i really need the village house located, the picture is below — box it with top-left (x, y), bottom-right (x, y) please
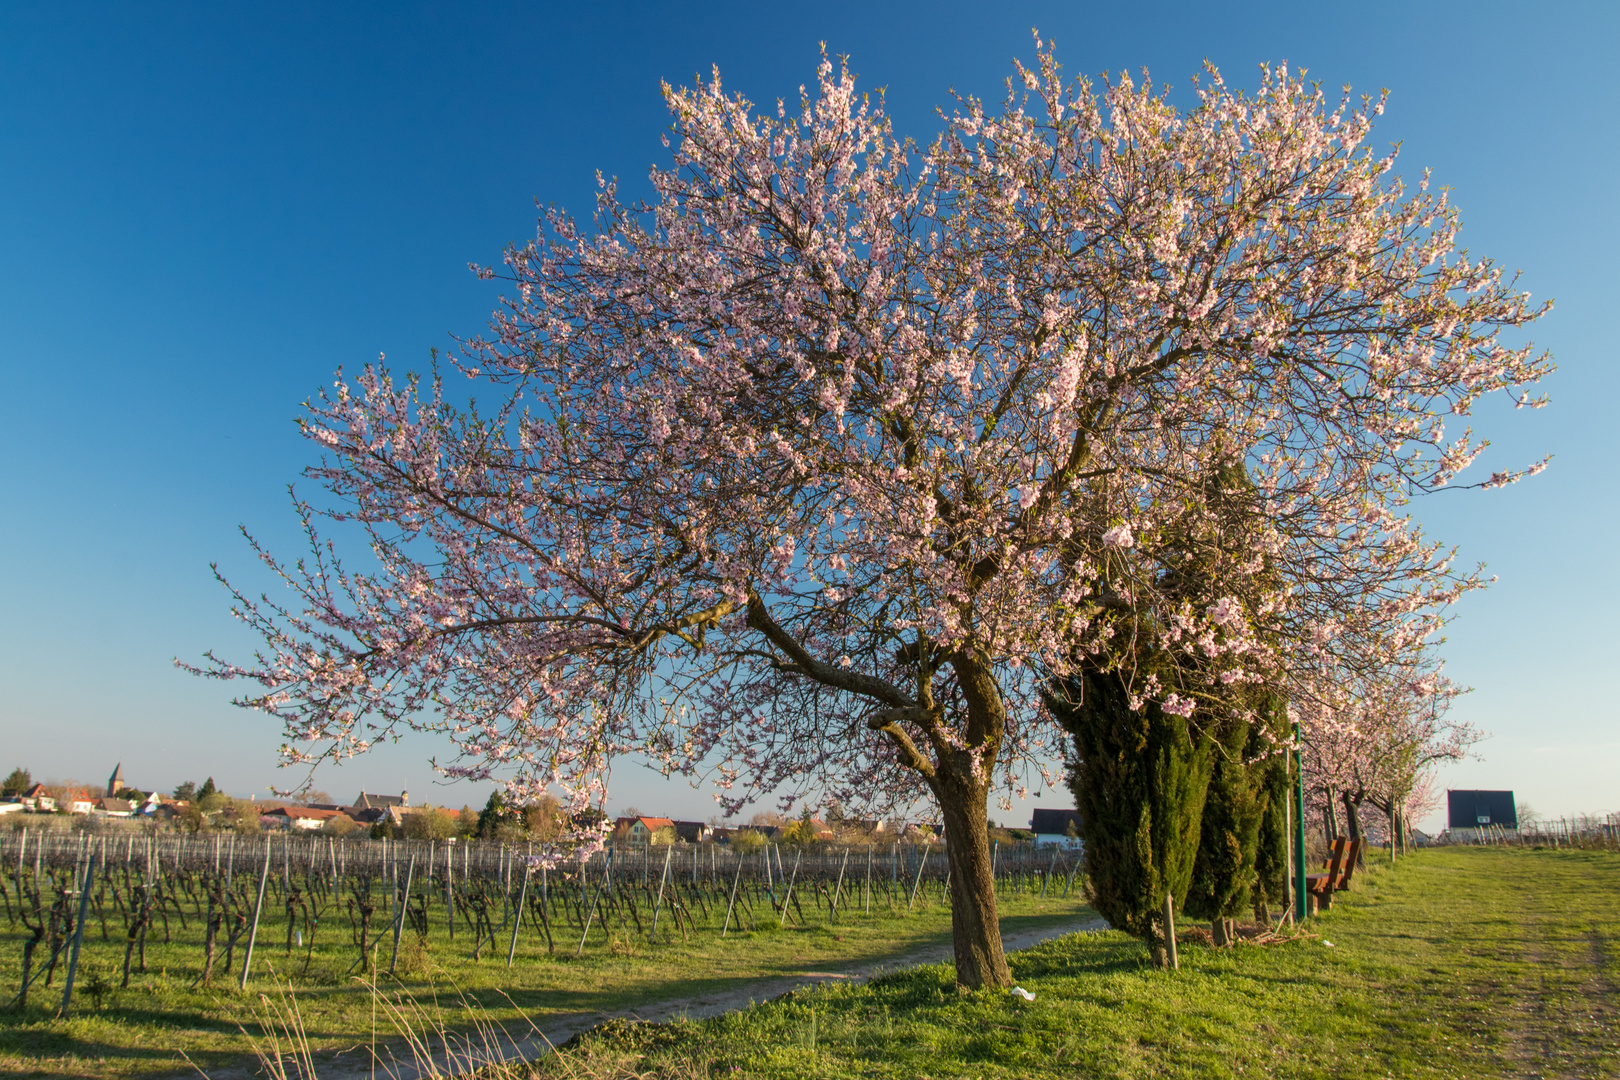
top-left (18, 783), bottom-right (55, 812)
top-left (260, 806), bottom-right (351, 832)
top-left (1446, 789), bottom-right (1518, 842)
top-left (615, 815), bottom-right (677, 844)
top-left (1030, 808), bottom-right (1083, 849)
top-left (353, 790), bottom-right (409, 811)
top-left (91, 797), bottom-right (136, 818)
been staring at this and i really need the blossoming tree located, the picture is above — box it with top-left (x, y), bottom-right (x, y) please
top-left (195, 42), bottom-right (1549, 988)
top-left (1297, 653), bottom-right (1477, 851)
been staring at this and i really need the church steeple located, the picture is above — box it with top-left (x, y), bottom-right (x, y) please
top-left (107, 762), bottom-right (124, 798)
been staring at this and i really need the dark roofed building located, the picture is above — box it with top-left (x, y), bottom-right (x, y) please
top-left (1030, 808), bottom-right (1081, 834)
top-left (1030, 808), bottom-right (1082, 849)
top-left (1448, 790), bottom-right (1517, 831)
top-left (353, 790), bottom-right (409, 811)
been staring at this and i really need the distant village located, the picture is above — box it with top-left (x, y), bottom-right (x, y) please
top-left (0, 762), bottom-right (1083, 848)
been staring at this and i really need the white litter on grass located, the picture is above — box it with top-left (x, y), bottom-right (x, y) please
top-left (1323, 940), bottom-right (1335, 947)
top-left (1008, 986), bottom-right (1036, 1001)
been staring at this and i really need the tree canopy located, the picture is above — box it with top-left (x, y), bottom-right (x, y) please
top-left (195, 40), bottom-right (1549, 987)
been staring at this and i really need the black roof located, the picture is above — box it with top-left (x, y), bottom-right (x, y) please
top-left (1030, 808), bottom-right (1081, 834)
top-left (1447, 790), bottom-right (1517, 829)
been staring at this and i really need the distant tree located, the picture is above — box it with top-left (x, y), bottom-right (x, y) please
top-left (175, 802), bottom-right (205, 834)
top-left (2, 767), bottom-right (30, 797)
top-left (522, 794), bottom-right (565, 842)
top-left (321, 814), bottom-right (360, 838)
top-left (172, 780), bottom-right (197, 802)
top-left (220, 799), bottom-right (264, 834)
top-left (456, 806), bottom-right (479, 836)
top-left (197, 777), bottom-right (218, 801)
top-left (300, 790), bottom-right (334, 806)
top-left (197, 790), bottom-right (228, 815)
top-left (650, 824), bottom-right (679, 846)
top-left (728, 829), bottom-right (766, 854)
top-left (402, 809), bottom-right (457, 840)
top-left (477, 791), bottom-right (507, 837)
top-left (114, 787), bottom-right (145, 802)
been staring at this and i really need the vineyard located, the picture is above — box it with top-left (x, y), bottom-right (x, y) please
top-left (0, 826), bottom-right (1083, 1021)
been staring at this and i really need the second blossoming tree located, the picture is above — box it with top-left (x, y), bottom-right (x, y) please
top-left (197, 43), bottom-right (1550, 988)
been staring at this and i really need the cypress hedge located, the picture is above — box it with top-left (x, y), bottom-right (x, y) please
top-left (1049, 666), bottom-right (1214, 966)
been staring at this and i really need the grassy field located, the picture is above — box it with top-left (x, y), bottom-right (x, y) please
top-left (0, 879), bottom-right (1090, 1079)
top-left (542, 847), bottom-right (1620, 1079)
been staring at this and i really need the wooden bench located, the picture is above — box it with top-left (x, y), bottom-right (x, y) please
top-left (1305, 837), bottom-right (1363, 912)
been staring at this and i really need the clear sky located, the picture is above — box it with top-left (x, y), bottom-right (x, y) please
top-left (1, 2), bottom-right (1613, 829)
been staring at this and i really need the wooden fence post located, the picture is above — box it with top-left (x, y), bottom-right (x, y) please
top-left (56, 854), bottom-right (98, 1016)
top-left (390, 853), bottom-right (415, 977)
top-left (1161, 892), bottom-right (1179, 971)
top-left (648, 846), bottom-right (675, 942)
top-left (721, 856), bottom-right (744, 937)
top-left (239, 839), bottom-right (274, 989)
top-left (907, 846), bottom-right (929, 911)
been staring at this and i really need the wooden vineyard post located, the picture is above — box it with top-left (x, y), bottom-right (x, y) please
top-left (778, 850), bottom-right (802, 926)
top-left (721, 854), bottom-right (744, 936)
top-left (1162, 892), bottom-right (1179, 971)
top-left (648, 846), bottom-right (674, 942)
top-left (907, 846), bottom-right (928, 911)
top-left (56, 853), bottom-right (98, 1016)
top-left (239, 839), bottom-right (274, 989)
top-left (445, 841), bottom-right (455, 940)
top-left (574, 849), bottom-right (613, 957)
top-left (389, 853), bottom-right (415, 977)
top-left (506, 861), bottom-right (530, 968)
top-left (863, 844), bottom-right (872, 915)
top-left (829, 847), bottom-right (849, 921)
top-left (1041, 849), bottom-right (1056, 899)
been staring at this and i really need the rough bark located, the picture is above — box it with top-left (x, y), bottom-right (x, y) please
top-left (936, 777), bottom-right (1009, 989)
top-left (926, 651), bottom-right (1012, 990)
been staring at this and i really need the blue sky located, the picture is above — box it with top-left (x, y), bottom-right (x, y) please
top-left (1, 2), bottom-right (1613, 828)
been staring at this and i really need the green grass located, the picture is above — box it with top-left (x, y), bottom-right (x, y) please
top-left (543, 847), bottom-right (1620, 1079)
top-left (0, 882), bottom-right (1090, 1079)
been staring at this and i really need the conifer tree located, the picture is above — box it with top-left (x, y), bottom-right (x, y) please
top-left (1185, 689), bottom-right (1291, 938)
top-left (1051, 666), bottom-right (1214, 966)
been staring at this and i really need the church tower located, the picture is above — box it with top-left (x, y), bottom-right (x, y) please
top-left (107, 762), bottom-right (124, 798)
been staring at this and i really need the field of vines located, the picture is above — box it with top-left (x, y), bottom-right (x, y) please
top-left (0, 826), bottom-right (1082, 1015)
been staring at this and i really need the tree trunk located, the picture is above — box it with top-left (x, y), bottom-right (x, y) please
top-left (1322, 787), bottom-right (1340, 843)
top-left (936, 777), bottom-right (1010, 990)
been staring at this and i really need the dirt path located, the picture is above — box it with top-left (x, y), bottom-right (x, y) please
top-left (180, 915), bottom-right (1109, 1079)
